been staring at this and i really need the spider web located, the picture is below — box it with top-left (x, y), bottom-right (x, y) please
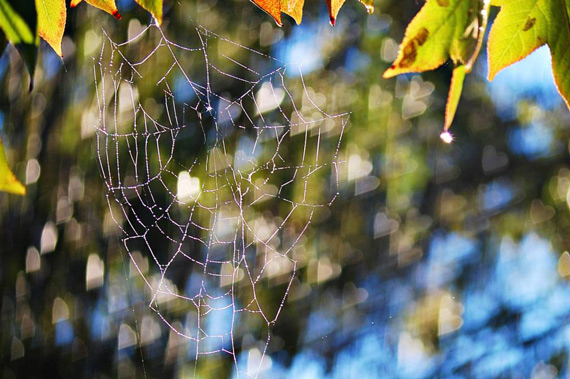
top-left (94, 23), bottom-right (347, 376)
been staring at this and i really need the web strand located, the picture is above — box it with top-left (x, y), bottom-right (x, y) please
top-left (95, 23), bottom-right (347, 376)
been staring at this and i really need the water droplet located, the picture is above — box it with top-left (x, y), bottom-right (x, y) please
top-left (440, 131), bottom-right (453, 144)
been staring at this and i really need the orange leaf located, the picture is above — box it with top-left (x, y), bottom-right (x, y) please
top-left (326, 0), bottom-right (346, 25)
top-left (36, 0), bottom-right (66, 57)
top-left (72, 0), bottom-right (122, 20)
top-left (282, 0), bottom-right (304, 25)
top-left (252, 0), bottom-right (283, 26)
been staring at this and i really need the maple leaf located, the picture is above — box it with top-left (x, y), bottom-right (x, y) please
top-left (36, 0), bottom-right (66, 57)
top-left (383, 0), bottom-right (476, 78)
top-left (0, 140), bottom-right (25, 196)
top-left (71, 0), bottom-right (122, 20)
top-left (254, 0), bottom-right (373, 26)
top-left (487, 0), bottom-right (570, 111)
top-left (384, 0), bottom-right (490, 131)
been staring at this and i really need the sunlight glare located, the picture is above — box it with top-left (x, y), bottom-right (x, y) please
top-left (440, 131), bottom-right (453, 144)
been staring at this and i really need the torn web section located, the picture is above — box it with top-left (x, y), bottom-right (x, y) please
top-left (94, 24), bottom-right (347, 375)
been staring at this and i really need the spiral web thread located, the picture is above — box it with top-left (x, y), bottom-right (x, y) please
top-left (94, 23), bottom-right (347, 376)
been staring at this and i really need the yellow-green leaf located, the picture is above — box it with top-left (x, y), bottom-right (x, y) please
top-left (71, 0), bottom-right (122, 19)
top-left (383, 0), bottom-right (479, 78)
top-left (384, 0), bottom-right (490, 131)
top-left (487, 0), bottom-right (570, 110)
top-left (282, 0), bottom-right (304, 25)
top-left (359, 0), bottom-right (374, 15)
top-left (0, 0), bottom-right (35, 45)
top-left (465, 0), bottom-right (490, 72)
top-left (0, 140), bottom-right (25, 195)
top-left (36, 0), bottom-right (66, 57)
top-left (445, 65), bottom-right (467, 131)
top-left (135, 0), bottom-right (163, 25)
top-left (0, 1), bottom-right (38, 89)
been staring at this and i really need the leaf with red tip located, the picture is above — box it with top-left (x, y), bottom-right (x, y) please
top-left (326, 0), bottom-right (346, 25)
top-left (36, 0), bottom-right (66, 57)
top-left (72, 0), bottom-right (122, 20)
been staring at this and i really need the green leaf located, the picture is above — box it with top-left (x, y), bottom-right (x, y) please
top-left (0, 0), bottom-right (35, 45)
top-left (487, 0), bottom-right (570, 111)
top-left (445, 65), bottom-right (467, 131)
top-left (384, 0), bottom-right (490, 132)
top-left (135, 0), bottom-right (163, 25)
top-left (444, 0), bottom-right (489, 131)
top-left (0, 139), bottom-right (25, 195)
top-left (0, 1), bottom-right (38, 89)
top-left (36, 0), bottom-right (66, 57)
top-left (383, 0), bottom-right (479, 78)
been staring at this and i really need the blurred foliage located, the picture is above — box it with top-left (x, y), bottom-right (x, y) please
top-left (1, 0), bottom-right (570, 378)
